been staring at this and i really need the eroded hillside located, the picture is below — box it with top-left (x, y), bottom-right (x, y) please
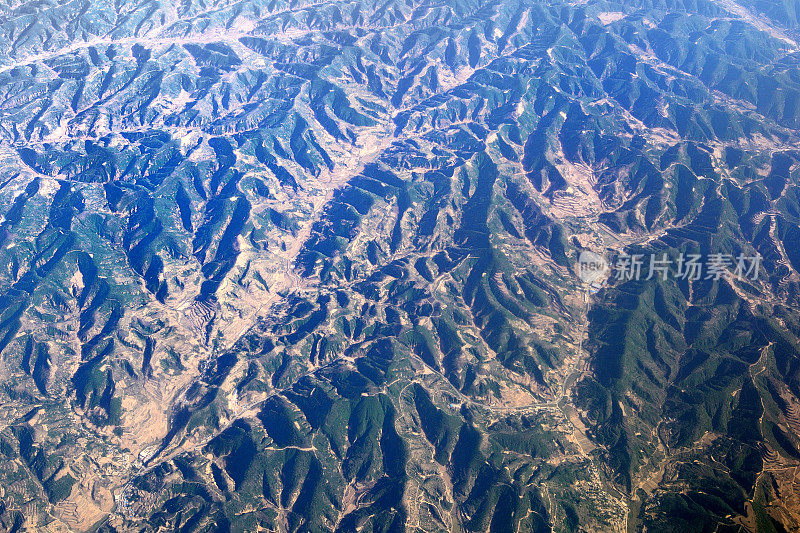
top-left (0, 0), bottom-right (798, 531)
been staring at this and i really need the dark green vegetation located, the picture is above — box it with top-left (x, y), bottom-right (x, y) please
top-left (0, 0), bottom-right (799, 531)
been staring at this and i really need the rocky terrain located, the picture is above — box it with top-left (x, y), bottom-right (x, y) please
top-left (0, 0), bottom-right (799, 531)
